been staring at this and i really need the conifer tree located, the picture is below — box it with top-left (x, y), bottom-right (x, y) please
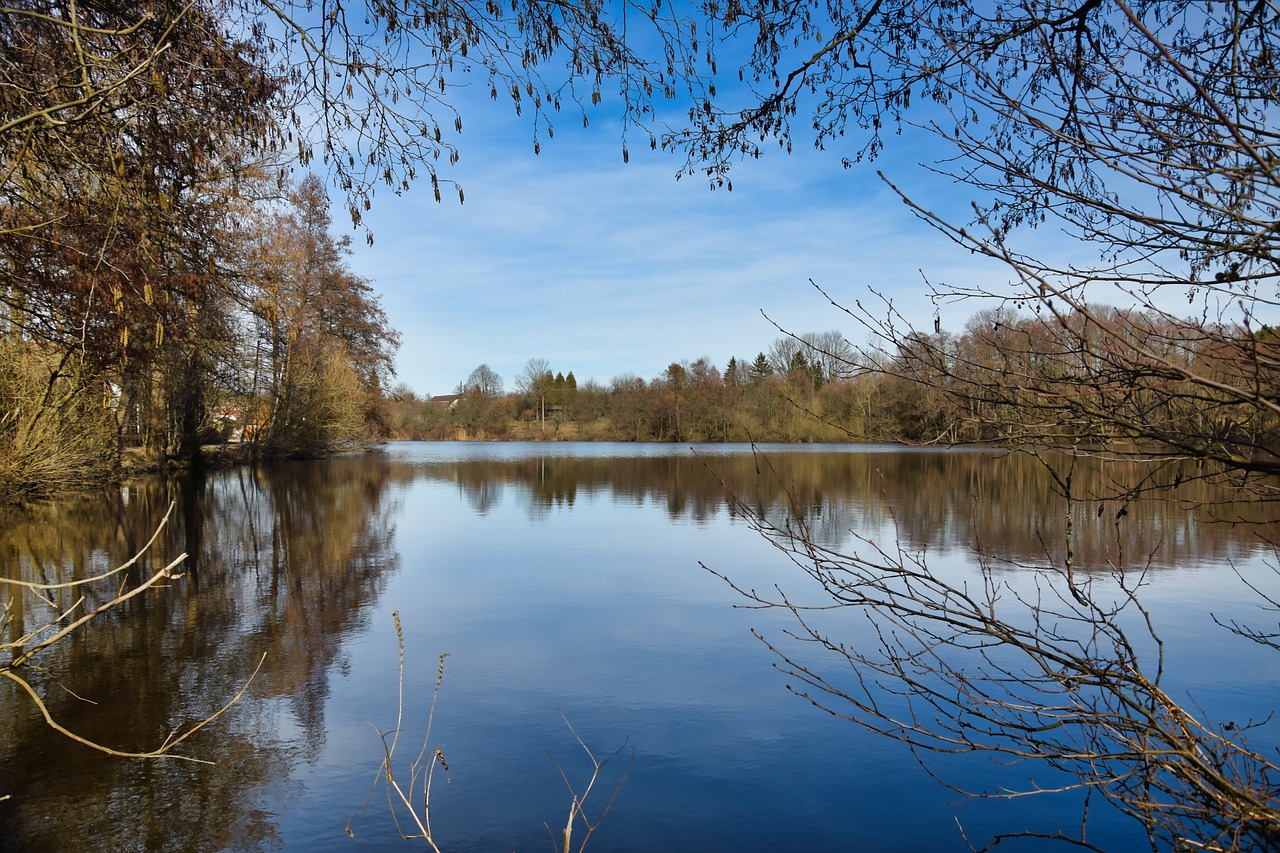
top-left (749, 353), bottom-right (773, 381)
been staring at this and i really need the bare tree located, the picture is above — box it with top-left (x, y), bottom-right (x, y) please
top-left (765, 335), bottom-right (806, 377)
top-left (516, 358), bottom-right (552, 397)
top-left (798, 330), bottom-right (856, 385)
top-left (673, 1), bottom-right (1280, 849)
top-left (766, 329), bottom-right (858, 385)
top-left (516, 357), bottom-right (552, 427)
top-left (460, 363), bottom-right (503, 399)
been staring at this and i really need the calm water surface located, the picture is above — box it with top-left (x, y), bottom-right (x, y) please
top-left (0, 442), bottom-right (1276, 851)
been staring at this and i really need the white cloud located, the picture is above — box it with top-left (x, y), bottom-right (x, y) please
top-left (345, 103), bottom-right (1006, 396)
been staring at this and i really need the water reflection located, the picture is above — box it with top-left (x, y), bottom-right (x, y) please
top-left (0, 455), bottom-right (401, 853)
top-left (0, 444), bottom-right (1271, 852)
top-left (399, 446), bottom-right (1270, 571)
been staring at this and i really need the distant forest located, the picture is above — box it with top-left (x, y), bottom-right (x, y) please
top-left (385, 307), bottom-right (1272, 447)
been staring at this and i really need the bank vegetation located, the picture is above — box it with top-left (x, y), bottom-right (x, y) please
top-left (389, 306), bottom-right (1277, 462)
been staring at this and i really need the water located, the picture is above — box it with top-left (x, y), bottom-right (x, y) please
top-left (0, 442), bottom-right (1275, 851)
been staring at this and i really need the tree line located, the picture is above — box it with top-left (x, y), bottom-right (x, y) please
top-left (387, 306), bottom-right (1273, 457)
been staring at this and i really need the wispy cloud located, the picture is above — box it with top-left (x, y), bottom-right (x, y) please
top-left (346, 104), bottom-right (1003, 396)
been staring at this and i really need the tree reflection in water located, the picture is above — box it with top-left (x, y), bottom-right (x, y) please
top-left (408, 447), bottom-right (1265, 572)
top-left (0, 454), bottom-right (400, 853)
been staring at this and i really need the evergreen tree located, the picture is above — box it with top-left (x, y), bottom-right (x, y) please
top-left (749, 353), bottom-right (773, 381)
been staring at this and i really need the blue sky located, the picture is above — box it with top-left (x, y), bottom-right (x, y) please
top-left (340, 92), bottom-right (1008, 398)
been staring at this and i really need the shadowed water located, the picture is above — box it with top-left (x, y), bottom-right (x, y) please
top-left (0, 442), bottom-right (1275, 851)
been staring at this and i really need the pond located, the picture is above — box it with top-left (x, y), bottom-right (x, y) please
top-left (1, 442), bottom-right (1276, 851)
